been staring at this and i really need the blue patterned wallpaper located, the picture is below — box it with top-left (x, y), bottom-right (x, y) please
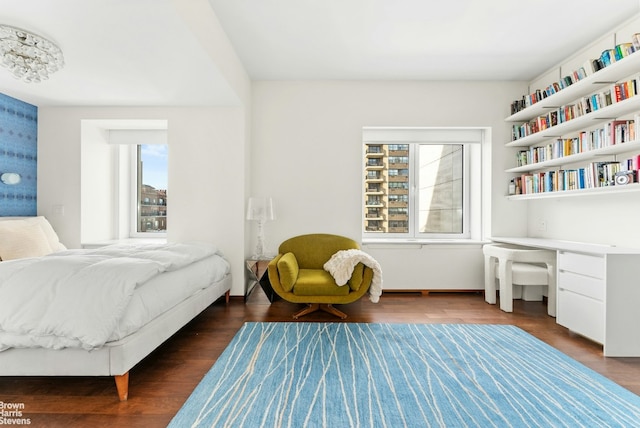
top-left (0, 93), bottom-right (37, 216)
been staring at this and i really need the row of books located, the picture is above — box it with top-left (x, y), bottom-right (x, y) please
top-left (611, 78), bottom-right (638, 102)
top-left (601, 40), bottom-right (638, 66)
top-left (511, 79), bottom-right (639, 141)
top-left (510, 157), bottom-right (640, 195)
top-left (515, 120), bottom-right (636, 167)
top-left (511, 66), bottom-right (595, 114)
top-left (509, 34), bottom-right (640, 115)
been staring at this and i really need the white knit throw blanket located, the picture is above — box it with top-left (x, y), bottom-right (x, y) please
top-left (323, 249), bottom-right (383, 303)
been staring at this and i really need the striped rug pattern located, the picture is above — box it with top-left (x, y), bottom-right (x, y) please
top-left (169, 323), bottom-right (640, 427)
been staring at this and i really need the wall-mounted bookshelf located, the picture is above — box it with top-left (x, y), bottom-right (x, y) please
top-left (505, 35), bottom-right (640, 200)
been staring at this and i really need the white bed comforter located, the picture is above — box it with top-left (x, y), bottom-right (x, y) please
top-left (0, 242), bottom-right (223, 352)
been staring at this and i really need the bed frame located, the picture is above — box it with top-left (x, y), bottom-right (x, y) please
top-left (0, 274), bottom-right (231, 401)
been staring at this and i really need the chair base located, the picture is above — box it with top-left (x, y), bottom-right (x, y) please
top-left (293, 303), bottom-right (348, 320)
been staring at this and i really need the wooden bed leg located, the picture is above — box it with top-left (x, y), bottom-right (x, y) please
top-left (225, 290), bottom-right (230, 304)
top-left (114, 372), bottom-right (129, 401)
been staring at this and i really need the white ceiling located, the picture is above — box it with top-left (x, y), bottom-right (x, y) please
top-left (0, 0), bottom-right (239, 107)
top-left (210, 0), bottom-right (640, 80)
top-left (1, 0), bottom-right (639, 107)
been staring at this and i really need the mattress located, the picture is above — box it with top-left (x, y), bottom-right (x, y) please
top-left (110, 253), bottom-right (230, 341)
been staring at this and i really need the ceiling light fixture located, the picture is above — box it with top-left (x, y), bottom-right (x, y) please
top-left (0, 24), bottom-right (64, 83)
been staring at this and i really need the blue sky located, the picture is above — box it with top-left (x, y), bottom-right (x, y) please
top-left (141, 144), bottom-right (168, 190)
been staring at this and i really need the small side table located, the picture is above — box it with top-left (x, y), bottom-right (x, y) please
top-left (245, 259), bottom-right (271, 301)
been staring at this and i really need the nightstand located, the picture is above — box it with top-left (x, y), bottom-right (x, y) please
top-left (245, 259), bottom-right (277, 302)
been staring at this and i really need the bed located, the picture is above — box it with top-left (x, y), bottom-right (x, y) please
top-left (0, 216), bottom-right (232, 401)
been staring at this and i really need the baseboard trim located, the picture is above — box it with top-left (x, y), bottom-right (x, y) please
top-left (383, 290), bottom-right (483, 296)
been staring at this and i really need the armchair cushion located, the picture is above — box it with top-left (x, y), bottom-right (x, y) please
top-left (294, 270), bottom-right (350, 296)
top-left (347, 263), bottom-right (365, 291)
top-left (277, 252), bottom-right (299, 292)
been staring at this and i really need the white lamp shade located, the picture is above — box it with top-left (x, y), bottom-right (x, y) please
top-left (246, 197), bottom-right (275, 221)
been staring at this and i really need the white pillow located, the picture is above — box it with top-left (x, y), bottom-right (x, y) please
top-left (0, 216), bottom-right (67, 252)
top-left (26, 216), bottom-right (67, 251)
top-left (0, 220), bottom-right (54, 261)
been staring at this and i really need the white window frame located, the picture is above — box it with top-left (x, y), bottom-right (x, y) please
top-left (362, 127), bottom-right (484, 243)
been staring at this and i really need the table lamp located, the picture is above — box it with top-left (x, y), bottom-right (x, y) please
top-left (246, 196), bottom-right (275, 259)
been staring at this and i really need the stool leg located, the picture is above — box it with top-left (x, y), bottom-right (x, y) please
top-left (484, 255), bottom-right (496, 304)
top-left (498, 259), bottom-right (514, 312)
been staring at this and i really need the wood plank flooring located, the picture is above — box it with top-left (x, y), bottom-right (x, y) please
top-left (2, 288), bottom-right (640, 427)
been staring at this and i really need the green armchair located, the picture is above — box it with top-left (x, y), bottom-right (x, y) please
top-left (268, 234), bottom-right (374, 319)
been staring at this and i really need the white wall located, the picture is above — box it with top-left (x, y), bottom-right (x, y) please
top-left (37, 107), bottom-right (249, 295)
top-left (79, 123), bottom-right (115, 242)
top-left (527, 194), bottom-right (640, 248)
top-left (250, 80), bottom-right (527, 290)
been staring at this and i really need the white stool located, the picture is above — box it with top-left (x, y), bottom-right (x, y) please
top-left (483, 243), bottom-right (556, 317)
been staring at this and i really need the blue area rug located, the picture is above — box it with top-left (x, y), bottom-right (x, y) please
top-left (169, 323), bottom-right (640, 427)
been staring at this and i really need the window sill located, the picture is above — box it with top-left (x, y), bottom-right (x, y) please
top-left (362, 238), bottom-right (490, 249)
top-left (81, 237), bottom-right (167, 249)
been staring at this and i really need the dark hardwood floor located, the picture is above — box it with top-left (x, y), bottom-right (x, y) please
top-left (2, 287), bottom-right (640, 427)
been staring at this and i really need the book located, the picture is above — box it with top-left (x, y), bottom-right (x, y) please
top-left (601, 49), bottom-right (612, 67)
top-left (583, 60), bottom-right (596, 76)
top-left (633, 33), bottom-right (640, 51)
top-left (610, 120), bottom-right (635, 144)
top-left (615, 43), bottom-right (634, 61)
top-left (613, 83), bottom-right (623, 102)
top-left (544, 171), bottom-right (554, 192)
top-left (593, 58), bottom-right (604, 72)
top-left (578, 169), bottom-right (586, 189)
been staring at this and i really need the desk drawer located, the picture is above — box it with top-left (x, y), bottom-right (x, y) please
top-left (557, 289), bottom-right (604, 344)
top-left (558, 270), bottom-right (605, 301)
top-left (558, 251), bottom-right (604, 279)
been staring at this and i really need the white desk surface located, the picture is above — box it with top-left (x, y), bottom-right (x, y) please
top-left (490, 237), bottom-right (640, 255)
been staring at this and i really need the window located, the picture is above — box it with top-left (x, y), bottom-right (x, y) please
top-left (363, 128), bottom-right (483, 241)
top-left (134, 144), bottom-right (168, 234)
top-left (79, 123), bottom-right (168, 243)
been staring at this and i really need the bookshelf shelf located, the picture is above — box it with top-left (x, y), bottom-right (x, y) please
top-left (506, 182), bottom-right (640, 200)
top-left (506, 140), bottom-right (640, 173)
top-left (505, 51), bottom-right (640, 123)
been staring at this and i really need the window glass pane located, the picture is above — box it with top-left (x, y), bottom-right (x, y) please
top-left (418, 144), bottom-right (463, 234)
top-left (363, 143), bottom-right (410, 234)
top-left (138, 144), bottom-right (168, 233)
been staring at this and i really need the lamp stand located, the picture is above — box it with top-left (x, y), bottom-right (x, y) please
top-left (253, 219), bottom-right (266, 259)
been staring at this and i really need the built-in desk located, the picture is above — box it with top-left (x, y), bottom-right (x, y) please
top-left (491, 237), bottom-right (640, 357)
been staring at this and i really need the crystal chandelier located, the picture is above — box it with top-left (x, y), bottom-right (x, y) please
top-left (0, 25), bottom-right (64, 83)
